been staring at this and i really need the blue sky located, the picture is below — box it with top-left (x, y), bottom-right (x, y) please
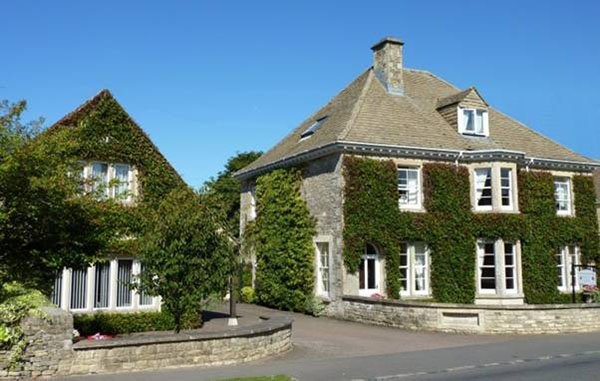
top-left (3, 1), bottom-right (599, 187)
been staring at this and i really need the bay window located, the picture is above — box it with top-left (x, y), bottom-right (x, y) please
top-left (117, 259), bottom-right (133, 308)
top-left (399, 242), bottom-right (429, 297)
top-left (94, 262), bottom-right (111, 309)
top-left (397, 167), bottom-right (421, 209)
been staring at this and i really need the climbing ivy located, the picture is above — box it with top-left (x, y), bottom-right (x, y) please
top-left (247, 168), bottom-right (316, 312)
top-left (342, 156), bottom-right (599, 304)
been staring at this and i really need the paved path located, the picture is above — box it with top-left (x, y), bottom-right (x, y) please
top-left (57, 304), bottom-right (600, 381)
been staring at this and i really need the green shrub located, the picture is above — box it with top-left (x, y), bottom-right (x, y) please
top-left (240, 263), bottom-right (253, 288)
top-left (240, 287), bottom-right (256, 304)
top-left (73, 310), bottom-right (202, 336)
top-left (304, 296), bottom-right (325, 317)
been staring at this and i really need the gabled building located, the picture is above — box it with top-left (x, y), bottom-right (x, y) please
top-left (237, 37), bottom-right (600, 306)
top-left (46, 90), bottom-right (185, 313)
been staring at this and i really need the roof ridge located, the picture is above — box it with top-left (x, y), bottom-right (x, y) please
top-left (339, 68), bottom-right (374, 140)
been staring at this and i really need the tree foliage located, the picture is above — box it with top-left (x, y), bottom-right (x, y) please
top-left (138, 188), bottom-right (234, 332)
top-left (0, 100), bottom-right (121, 294)
top-left (202, 151), bottom-right (262, 238)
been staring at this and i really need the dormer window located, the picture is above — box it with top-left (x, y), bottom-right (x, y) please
top-left (300, 116), bottom-right (327, 140)
top-left (459, 108), bottom-right (489, 137)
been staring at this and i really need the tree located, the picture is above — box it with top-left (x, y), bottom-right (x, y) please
top-left (0, 100), bottom-right (120, 296)
top-left (202, 151), bottom-right (262, 238)
top-left (138, 188), bottom-right (234, 332)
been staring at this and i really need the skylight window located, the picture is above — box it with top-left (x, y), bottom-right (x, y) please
top-left (300, 116), bottom-right (327, 140)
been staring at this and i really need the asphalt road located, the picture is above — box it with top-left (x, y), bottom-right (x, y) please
top-left (56, 305), bottom-right (600, 381)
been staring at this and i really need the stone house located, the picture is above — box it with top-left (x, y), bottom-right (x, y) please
top-left (236, 37), bottom-right (600, 306)
top-left (46, 90), bottom-right (185, 314)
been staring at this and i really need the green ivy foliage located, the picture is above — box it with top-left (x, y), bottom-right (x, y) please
top-left (343, 156), bottom-right (599, 304)
top-left (249, 168), bottom-right (316, 312)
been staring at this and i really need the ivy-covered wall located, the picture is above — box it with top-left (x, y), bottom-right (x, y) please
top-left (246, 168), bottom-right (317, 312)
top-left (45, 91), bottom-right (187, 252)
top-left (342, 156), bottom-right (599, 304)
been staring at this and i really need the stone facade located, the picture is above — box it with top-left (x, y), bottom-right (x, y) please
top-left (331, 296), bottom-right (600, 335)
top-left (0, 308), bottom-right (292, 379)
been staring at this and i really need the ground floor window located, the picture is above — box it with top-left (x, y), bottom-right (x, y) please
top-left (399, 242), bottom-right (429, 297)
top-left (477, 239), bottom-right (520, 296)
top-left (556, 245), bottom-right (580, 292)
top-left (51, 258), bottom-right (158, 312)
top-left (359, 244), bottom-right (380, 297)
top-left (315, 241), bottom-right (331, 297)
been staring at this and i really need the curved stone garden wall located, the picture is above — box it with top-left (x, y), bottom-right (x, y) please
top-left (1, 307), bottom-right (292, 379)
top-left (330, 296), bottom-right (600, 335)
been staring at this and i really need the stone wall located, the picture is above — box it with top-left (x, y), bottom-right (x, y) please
top-left (1, 308), bottom-right (292, 379)
top-left (331, 296), bottom-right (600, 335)
top-left (0, 307), bottom-right (73, 379)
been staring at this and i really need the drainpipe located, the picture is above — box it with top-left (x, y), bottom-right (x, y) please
top-left (525, 158), bottom-right (535, 172)
top-left (455, 151), bottom-right (464, 167)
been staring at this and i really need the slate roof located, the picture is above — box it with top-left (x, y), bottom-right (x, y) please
top-left (239, 67), bottom-right (597, 176)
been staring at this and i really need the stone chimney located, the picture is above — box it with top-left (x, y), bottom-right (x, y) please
top-left (371, 37), bottom-right (404, 95)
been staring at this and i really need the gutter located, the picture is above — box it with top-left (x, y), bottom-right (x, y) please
top-left (234, 141), bottom-right (600, 180)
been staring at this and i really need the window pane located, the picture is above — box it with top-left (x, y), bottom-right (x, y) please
top-left (70, 268), bottom-right (87, 309)
top-left (114, 164), bottom-right (130, 197)
top-left (139, 263), bottom-right (153, 306)
top-left (91, 163), bottom-right (109, 197)
top-left (554, 179), bottom-right (571, 213)
top-left (51, 271), bottom-right (62, 306)
top-left (317, 242), bottom-right (330, 294)
top-left (475, 110), bottom-right (485, 134)
top-left (94, 262), bottom-right (110, 308)
top-left (500, 168), bottom-right (512, 207)
top-left (464, 110), bottom-right (475, 131)
top-left (504, 243), bottom-right (516, 291)
top-left (475, 168), bottom-right (493, 207)
top-left (117, 260), bottom-right (133, 307)
top-left (367, 258), bottom-right (376, 289)
top-left (479, 243), bottom-right (496, 291)
top-left (398, 168), bottom-right (419, 206)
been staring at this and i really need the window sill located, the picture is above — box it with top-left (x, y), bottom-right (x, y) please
top-left (398, 206), bottom-right (426, 213)
top-left (473, 209), bottom-right (520, 214)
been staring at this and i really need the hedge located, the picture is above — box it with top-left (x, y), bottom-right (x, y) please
top-left (73, 310), bottom-right (202, 336)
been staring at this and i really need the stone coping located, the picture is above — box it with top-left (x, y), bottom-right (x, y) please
top-left (73, 315), bottom-right (292, 350)
top-left (342, 295), bottom-right (600, 311)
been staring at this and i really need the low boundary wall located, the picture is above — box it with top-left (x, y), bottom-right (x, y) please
top-left (330, 296), bottom-right (600, 335)
top-left (1, 307), bottom-right (292, 379)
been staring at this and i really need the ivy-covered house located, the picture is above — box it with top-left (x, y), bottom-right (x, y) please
top-left (46, 90), bottom-right (185, 313)
top-left (237, 37), bottom-right (600, 306)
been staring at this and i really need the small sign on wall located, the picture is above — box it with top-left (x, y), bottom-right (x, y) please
top-left (578, 269), bottom-right (597, 287)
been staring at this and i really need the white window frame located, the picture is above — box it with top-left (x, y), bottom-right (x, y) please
top-left (554, 177), bottom-right (573, 216)
top-left (359, 244), bottom-right (380, 297)
top-left (315, 241), bottom-right (332, 298)
top-left (557, 245), bottom-right (581, 293)
top-left (397, 167), bottom-right (422, 210)
top-left (399, 242), bottom-right (430, 297)
top-left (92, 261), bottom-right (111, 310)
top-left (249, 184), bottom-right (257, 220)
top-left (82, 162), bottom-right (134, 204)
top-left (476, 239), bottom-right (521, 296)
top-left (116, 258), bottom-right (135, 309)
top-left (458, 107), bottom-right (489, 137)
top-left (474, 168), bottom-right (493, 211)
top-left (113, 163), bottom-right (133, 202)
top-left (477, 241), bottom-right (497, 295)
top-left (500, 168), bottom-right (513, 210)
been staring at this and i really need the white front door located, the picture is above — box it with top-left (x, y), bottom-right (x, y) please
top-left (359, 244), bottom-right (380, 297)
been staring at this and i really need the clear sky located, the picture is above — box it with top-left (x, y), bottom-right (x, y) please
top-left (3, 1), bottom-right (599, 187)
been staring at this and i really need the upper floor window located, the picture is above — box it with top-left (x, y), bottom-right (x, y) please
top-left (82, 162), bottom-right (134, 203)
top-left (474, 168), bottom-right (493, 211)
top-left (473, 166), bottom-right (517, 212)
top-left (554, 177), bottom-right (573, 216)
top-left (397, 167), bottom-right (421, 210)
top-left (459, 108), bottom-right (489, 137)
